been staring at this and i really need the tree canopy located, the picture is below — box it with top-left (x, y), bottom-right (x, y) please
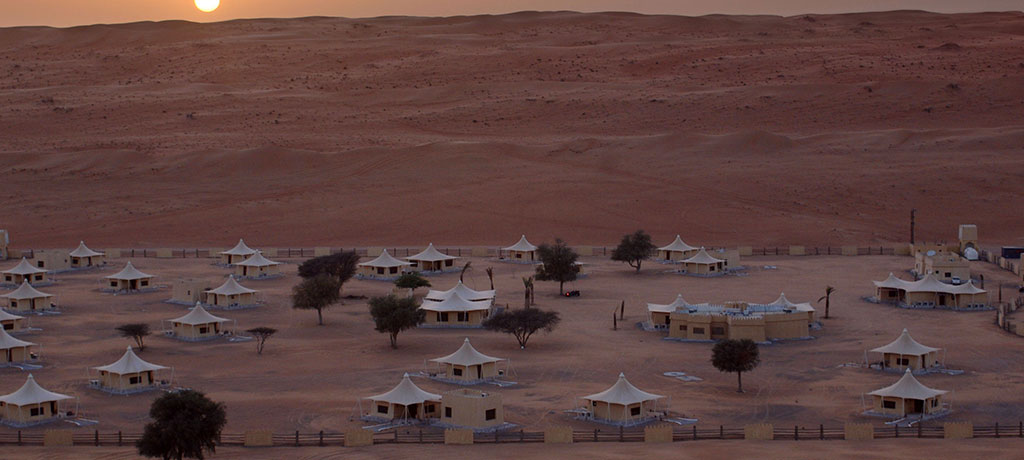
top-left (137, 389), bottom-right (227, 460)
top-left (534, 239), bottom-right (578, 294)
top-left (610, 230), bottom-right (657, 272)
top-left (394, 273), bottom-right (431, 290)
top-left (369, 295), bottom-right (424, 349)
top-left (116, 323), bottom-right (151, 351)
top-left (245, 327), bottom-right (277, 355)
top-left (297, 251), bottom-right (360, 290)
top-left (483, 307), bottom-right (560, 348)
top-left (711, 339), bottom-right (761, 393)
top-left (291, 274), bottom-right (341, 325)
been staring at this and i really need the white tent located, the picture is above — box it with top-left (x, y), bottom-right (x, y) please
top-left (0, 327), bottom-right (35, 355)
top-left (105, 262), bottom-right (153, 281)
top-left (871, 329), bottom-right (940, 357)
top-left (69, 241), bottom-right (104, 258)
top-left (646, 294), bottom-right (691, 314)
top-left (236, 252), bottom-right (280, 268)
top-left (206, 277), bottom-right (256, 296)
top-left (503, 235), bottom-right (538, 252)
top-left (170, 303), bottom-right (230, 326)
top-left (2, 281), bottom-right (53, 300)
top-left (166, 303), bottom-right (233, 341)
top-left (0, 374), bottom-right (70, 406)
top-left (368, 373), bottom-right (442, 406)
top-left (363, 373), bottom-right (442, 422)
top-left (94, 346), bottom-right (167, 375)
top-left (359, 249), bottom-right (413, 269)
top-left (0, 374), bottom-right (74, 427)
top-left (420, 292), bottom-right (491, 313)
top-left (357, 249), bottom-right (412, 279)
top-left (577, 373), bottom-right (668, 426)
top-left (220, 239), bottom-right (257, 257)
top-left (425, 280), bottom-right (496, 303)
top-left (584, 373), bottom-right (665, 406)
top-left (873, 273), bottom-right (912, 290)
top-left (681, 248), bottom-right (724, 265)
top-left (235, 252), bottom-right (282, 279)
top-left (868, 368), bottom-right (947, 400)
top-left (430, 338), bottom-right (505, 368)
top-left (407, 244), bottom-right (458, 272)
top-left (658, 235), bottom-right (697, 255)
top-left (3, 258), bottom-right (47, 277)
top-left (765, 293), bottom-right (816, 313)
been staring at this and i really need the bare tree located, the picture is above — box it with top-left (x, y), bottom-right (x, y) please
top-left (246, 327), bottom-right (277, 355)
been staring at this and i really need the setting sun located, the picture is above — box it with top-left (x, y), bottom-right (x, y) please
top-left (194, 0), bottom-right (220, 13)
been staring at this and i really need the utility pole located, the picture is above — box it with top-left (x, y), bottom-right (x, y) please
top-left (910, 208), bottom-right (917, 245)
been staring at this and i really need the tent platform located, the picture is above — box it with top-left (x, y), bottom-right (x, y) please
top-left (89, 381), bottom-right (170, 395)
top-left (235, 274), bottom-right (284, 281)
top-left (863, 408), bottom-right (952, 427)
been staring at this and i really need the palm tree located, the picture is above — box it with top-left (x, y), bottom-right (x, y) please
top-left (522, 276), bottom-right (534, 309)
top-left (817, 286), bottom-right (836, 319)
top-left (460, 261), bottom-right (472, 282)
top-left (485, 267), bottom-right (495, 290)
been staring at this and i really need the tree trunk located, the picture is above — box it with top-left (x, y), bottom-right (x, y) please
top-left (390, 333), bottom-right (398, 349)
top-left (825, 296), bottom-right (830, 319)
top-left (317, 308), bottom-right (324, 326)
top-left (737, 371), bottom-right (743, 393)
top-left (559, 281), bottom-right (564, 294)
top-left (635, 260), bottom-right (642, 272)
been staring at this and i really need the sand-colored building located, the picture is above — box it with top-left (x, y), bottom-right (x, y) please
top-left (362, 373), bottom-right (441, 423)
top-left (0, 310), bottom-right (26, 332)
top-left (220, 239), bottom-right (257, 265)
top-left (440, 389), bottom-right (505, 431)
top-left (419, 292), bottom-right (492, 328)
top-left (33, 250), bottom-right (71, 272)
top-left (166, 303), bottom-right (232, 341)
top-left (657, 235), bottom-right (699, 261)
top-left (914, 251), bottom-right (970, 283)
top-left (958, 224), bottom-right (978, 254)
top-left (2, 258), bottom-right (49, 286)
top-left (0, 328), bottom-right (35, 365)
top-left (873, 273), bottom-right (988, 309)
top-left (0, 230), bottom-right (7, 260)
top-left (428, 338), bottom-right (507, 384)
top-left (576, 373), bottom-right (667, 426)
top-left (0, 375), bottom-right (74, 427)
top-left (91, 346), bottom-right (169, 394)
top-left (646, 294), bottom-right (691, 330)
top-left (169, 279), bottom-right (211, 305)
top-left (69, 241), bottom-right (105, 268)
top-left (655, 293), bottom-right (815, 342)
top-left (501, 235), bottom-right (539, 262)
top-left (1, 281), bottom-right (54, 313)
top-left (425, 280), bottom-right (496, 303)
top-left (356, 249), bottom-right (413, 280)
top-left (104, 261), bottom-right (155, 292)
top-left (204, 277), bottom-right (259, 308)
top-left (234, 252), bottom-right (281, 279)
top-left (679, 247), bottom-right (726, 276)
top-left (869, 329), bottom-right (942, 372)
top-left (406, 243), bottom-right (458, 273)
top-left (866, 369), bottom-right (948, 419)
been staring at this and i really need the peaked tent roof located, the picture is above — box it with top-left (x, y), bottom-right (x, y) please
top-left (950, 281), bottom-right (986, 295)
top-left (584, 373), bottom-right (664, 406)
top-left (429, 338), bottom-right (504, 367)
top-left (647, 294), bottom-right (691, 314)
top-left (407, 243), bottom-right (457, 262)
top-left (868, 368), bottom-right (947, 400)
top-left (358, 249), bottom-right (413, 268)
top-left (0, 309), bottom-right (24, 322)
top-left (170, 303), bottom-right (230, 326)
top-left (206, 277), bottom-right (256, 296)
top-left (2, 281), bottom-right (53, 300)
top-left (681, 247), bottom-right (724, 265)
top-left (871, 329), bottom-right (941, 356)
top-left (236, 252), bottom-right (281, 267)
top-left (426, 280), bottom-right (496, 302)
top-left (419, 292), bottom-right (492, 313)
top-left (658, 235), bottom-right (698, 253)
top-left (220, 239), bottom-right (257, 256)
top-left (93, 346), bottom-right (167, 375)
top-left (0, 327), bottom-right (35, 350)
top-left (503, 235), bottom-right (538, 252)
top-left (873, 273), bottom-right (912, 290)
top-left (69, 241), bottom-right (104, 258)
top-left (3, 258), bottom-right (47, 276)
top-left (766, 293), bottom-right (816, 313)
top-left (366, 373), bottom-right (441, 406)
top-left (105, 261), bottom-right (153, 281)
top-left (873, 273), bottom-right (986, 296)
top-left (0, 375), bottom-right (72, 406)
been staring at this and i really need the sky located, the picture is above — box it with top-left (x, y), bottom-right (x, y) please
top-left (2, 0), bottom-right (1022, 27)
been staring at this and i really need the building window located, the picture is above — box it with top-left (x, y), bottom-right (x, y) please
top-left (897, 358), bottom-right (909, 366)
top-left (377, 268), bottom-right (385, 274)
top-left (453, 368), bottom-right (463, 376)
top-left (457, 312), bottom-right (467, 322)
top-left (199, 326), bottom-right (209, 334)
top-left (110, 281), bottom-right (118, 287)
top-left (141, 280), bottom-right (149, 287)
top-left (692, 327), bottom-right (705, 334)
top-left (932, 399), bottom-right (938, 407)
top-left (445, 407), bottom-right (452, 418)
top-left (425, 405), bottom-right (435, 413)
top-left (485, 409), bottom-right (496, 420)
top-left (445, 260), bottom-right (454, 267)
top-left (390, 267), bottom-right (398, 274)
top-left (129, 376), bottom-right (141, 385)
top-left (35, 275), bottom-right (42, 281)
top-left (679, 325), bottom-right (685, 331)
top-left (377, 405), bottom-right (388, 414)
top-left (630, 406), bottom-right (641, 416)
top-left (883, 400), bottom-right (896, 409)
top-left (439, 312), bottom-right (449, 322)
top-left (37, 261), bottom-right (44, 268)
top-left (944, 272), bottom-right (951, 278)
top-left (30, 407), bottom-right (42, 417)
top-left (711, 327), bottom-right (725, 335)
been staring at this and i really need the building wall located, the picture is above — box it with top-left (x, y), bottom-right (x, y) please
top-left (923, 254), bottom-right (970, 282)
top-left (441, 390), bottom-right (504, 429)
top-left (99, 370), bottom-right (155, 390)
top-left (422, 309), bottom-right (489, 327)
top-left (872, 395), bottom-right (943, 416)
top-left (70, 254), bottom-right (104, 268)
top-left (881, 352), bottom-right (938, 370)
top-left (357, 265), bottom-right (407, 277)
top-left (587, 400), bottom-right (656, 422)
top-left (1, 345), bottom-right (32, 363)
top-left (34, 251), bottom-right (71, 271)
top-left (762, 314), bottom-right (810, 339)
top-left (1, 318), bottom-right (26, 332)
top-left (667, 311), bottom-right (809, 341)
top-left (207, 292), bottom-right (256, 307)
top-left (444, 362), bottom-right (499, 382)
top-left (4, 273), bottom-right (48, 285)
top-left (171, 279), bottom-right (209, 304)
top-left (173, 321), bottom-right (221, 339)
top-left (7, 296), bottom-right (52, 312)
top-left (507, 250), bottom-right (536, 261)
top-left (236, 264), bottom-right (279, 278)
top-left (372, 401), bottom-right (439, 420)
top-left (2, 401), bottom-right (58, 425)
top-left (108, 277), bottom-right (153, 291)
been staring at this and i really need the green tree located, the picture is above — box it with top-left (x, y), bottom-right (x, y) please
top-left (817, 286), bottom-right (836, 319)
top-left (136, 390), bottom-right (227, 460)
top-left (369, 295), bottom-right (424, 349)
top-left (535, 239), bottom-right (578, 294)
top-left (245, 327), bottom-right (277, 355)
top-left (483, 307), bottom-right (560, 348)
top-left (610, 230), bottom-right (657, 273)
top-left (297, 251), bottom-right (360, 294)
top-left (116, 323), bottom-right (151, 351)
top-left (394, 273), bottom-right (431, 291)
top-left (291, 274), bottom-right (341, 325)
top-left (711, 339), bottom-right (761, 393)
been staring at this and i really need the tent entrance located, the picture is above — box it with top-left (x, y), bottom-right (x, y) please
top-left (408, 404), bottom-right (418, 419)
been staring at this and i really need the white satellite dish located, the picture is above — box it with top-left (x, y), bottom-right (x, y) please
top-left (963, 247), bottom-right (979, 261)
top-left (926, 250), bottom-right (936, 257)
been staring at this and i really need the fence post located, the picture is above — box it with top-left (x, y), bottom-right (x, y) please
top-left (593, 429), bottom-right (598, 442)
top-left (419, 429), bottom-right (422, 443)
top-left (819, 424), bottom-right (823, 440)
top-left (95, 429), bottom-right (99, 446)
top-left (18, 430), bottom-right (21, 445)
top-left (1019, 421), bottom-right (1022, 438)
top-left (520, 429), bottom-right (524, 442)
top-left (319, 430), bottom-right (324, 446)
top-left (495, 430), bottom-right (499, 443)
top-left (719, 425), bottom-right (723, 439)
top-left (693, 425), bottom-right (697, 440)
top-left (295, 430), bottom-right (299, 446)
top-left (619, 426), bottom-right (623, 442)
top-left (918, 423), bottom-right (922, 438)
top-left (794, 425), bottom-right (798, 441)
top-left (996, 422), bottom-right (1000, 438)
top-left (118, 431), bottom-right (122, 446)
top-left (395, 430), bottom-right (399, 442)
top-left (895, 425), bottom-right (899, 438)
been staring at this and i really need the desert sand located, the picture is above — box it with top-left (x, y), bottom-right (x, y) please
top-left (0, 11), bottom-right (1023, 248)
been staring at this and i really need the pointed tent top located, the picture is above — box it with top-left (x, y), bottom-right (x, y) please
top-left (0, 374), bottom-right (72, 406)
top-left (236, 251), bottom-right (280, 267)
top-left (429, 338), bottom-right (504, 367)
top-left (358, 249), bottom-right (413, 269)
top-left (0, 327), bottom-right (35, 350)
top-left (2, 280), bottom-right (53, 300)
top-left (93, 346), bottom-right (167, 375)
top-left (407, 243), bottom-right (457, 262)
top-left (950, 280), bottom-right (986, 295)
top-left (873, 272), bottom-right (912, 290)
top-left (206, 277), bottom-right (257, 296)
top-left (419, 291), bottom-right (492, 313)
top-left (681, 247), bottom-right (724, 265)
top-left (366, 373), bottom-right (441, 406)
top-left (426, 280), bottom-right (496, 302)
top-left (105, 261), bottom-right (153, 281)
top-left (170, 303), bottom-right (230, 326)
top-left (0, 308), bottom-right (24, 322)
top-left (906, 273), bottom-right (984, 295)
top-left (766, 293), bottom-right (815, 313)
top-left (503, 235), bottom-right (538, 252)
top-left (583, 373), bottom-right (664, 406)
top-left (647, 294), bottom-right (691, 313)
top-left (220, 239), bottom-right (257, 256)
top-left (658, 235), bottom-right (697, 253)
top-left (69, 241), bottom-right (104, 258)
top-left (3, 258), bottom-right (47, 276)
top-left (870, 328), bottom-right (940, 356)
top-left (868, 368), bottom-right (947, 400)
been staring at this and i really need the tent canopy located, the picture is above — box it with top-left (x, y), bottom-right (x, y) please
top-left (429, 338), bottom-right (504, 367)
top-left (236, 252), bottom-right (280, 267)
top-left (503, 235), bottom-right (538, 252)
top-left (220, 239), bottom-right (257, 256)
top-left (681, 247), bottom-right (724, 265)
top-left (2, 281), bottom-right (53, 300)
top-left (3, 258), bottom-right (47, 276)
top-left (868, 368), bottom-right (947, 400)
top-left (407, 244), bottom-right (457, 262)
top-left (583, 373), bottom-right (664, 406)
top-left (658, 235), bottom-right (697, 253)
top-left (105, 261), bottom-right (153, 281)
top-left (0, 375), bottom-right (72, 406)
top-left (206, 277), bottom-right (256, 296)
top-left (647, 294), bottom-right (691, 314)
top-left (0, 309), bottom-right (24, 322)
top-left (0, 327), bottom-right (35, 350)
top-left (426, 280), bottom-right (495, 302)
top-left (69, 241), bottom-right (104, 258)
top-left (766, 293), bottom-right (816, 313)
top-left (419, 292), bottom-right (491, 313)
top-left (358, 249), bottom-right (412, 268)
top-left (170, 303), bottom-right (230, 326)
top-left (874, 273), bottom-right (987, 296)
top-left (870, 328), bottom-right (940, 356)
top-left (367, 373), bottom-right (441, 406)
top-left (93, 346), bottom-right (167, 375)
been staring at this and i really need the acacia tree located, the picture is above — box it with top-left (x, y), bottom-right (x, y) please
top-left (711, 339), bottom-right (761, 393)
top-left (535, 239), bottom-right (578, 294)
top-left (246, 327), bottom-right (277, 355)
top-left (369, 295), bottom-right (424, 349)
top-left (297, 251), bottom-right (360, 295)
top-left (291, 274), bottom-right (341, 325)
top-left (116, 323), bottom-right (151, 351)
top-left (817, 286), bottom-right (836, 319)
top-left (137, 390), bottom-right (227, 460)
top-left (610, 230), bottom-right (657, 273)
top-left (483, 308), bottom-right (560, 348)
top-left (394, 273), bottom-right (431, 292)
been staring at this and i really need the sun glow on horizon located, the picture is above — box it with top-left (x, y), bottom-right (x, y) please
top-left (195, 0), bottom-right (220, 13)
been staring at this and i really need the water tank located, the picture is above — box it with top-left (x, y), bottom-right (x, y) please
top-left (963, 247), bottom-right (979, 261)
